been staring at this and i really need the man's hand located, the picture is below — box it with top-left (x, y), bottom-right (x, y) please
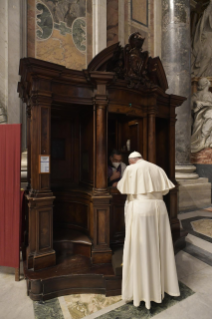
top-left (112, 182), bottom-right (118, 187)
top-left (110, 171), bottom-right (121, 181)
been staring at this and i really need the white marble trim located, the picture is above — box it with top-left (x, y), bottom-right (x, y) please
top-left (81, 300), bottom-right (126, 319)
top-left (118, 0), bottom-right (125, 46)
top-left (154, 0), bottom-right (162, 58)
top-left (178, 209), bottom-right (212, 221)
top-left (92, 0), bottom-right (107, 57)
top-left (0, 0), bottom-right (8, 115)
top-left (186, 233), bottom-right (212, 254)
top-left (58, 296), bottom-right (73, 319)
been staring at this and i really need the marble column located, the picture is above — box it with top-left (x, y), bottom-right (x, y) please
top-left (162, 0), bottom-right (192, 167)
top-left (161, 0), bottom-right (211, 211)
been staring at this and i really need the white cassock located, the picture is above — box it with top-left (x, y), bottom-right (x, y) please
top-left (117, 159), bottom-right (180, 309)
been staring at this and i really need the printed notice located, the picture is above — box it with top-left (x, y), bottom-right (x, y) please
top-left (40, 156), bottom-right (50, 173)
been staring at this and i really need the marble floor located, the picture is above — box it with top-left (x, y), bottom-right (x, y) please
top-left (1, 207), bottom-right (212, 319)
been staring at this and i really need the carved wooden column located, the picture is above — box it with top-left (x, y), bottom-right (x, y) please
top-left (148, 109), bottom-right (156, 163)
top-left (94, 103), bottom-right (107, 190)
top-left (26, 104), bottom-right (31, 191)
top-left (26, 88), bottom-right (56, 270)
top-left (142, 115), bottom-right (148, 160)
top-left (90, 72), bottom-right (114, 264)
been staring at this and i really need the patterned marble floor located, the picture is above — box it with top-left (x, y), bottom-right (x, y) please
top-left (181, 216), bottom-right (212, 243)
top-left (33, 281), bottom-right (194, 319)
top-left (191, 218), bottom-right (212, 238)
top-left (2, 208), bottom-right (212, 319)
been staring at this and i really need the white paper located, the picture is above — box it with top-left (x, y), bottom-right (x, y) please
top-left (40, 156), bottom-right (49, 173)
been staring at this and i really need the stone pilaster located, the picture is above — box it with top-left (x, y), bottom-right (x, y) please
top-left (0, 0), bottom-right (28, 184)
top-left (0, 0), bottom-right (8, 123)
top-left (92, 0), bottom-right (107, 57)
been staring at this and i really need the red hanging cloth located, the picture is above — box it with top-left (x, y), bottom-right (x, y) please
top-left (0, 124), bottom-right (21, 268)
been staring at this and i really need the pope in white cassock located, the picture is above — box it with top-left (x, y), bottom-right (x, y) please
top-left (117, 151), bottom-right (180, 311)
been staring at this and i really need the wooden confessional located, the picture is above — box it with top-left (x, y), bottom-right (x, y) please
top-left (18, 33), bottom-right (186, 301)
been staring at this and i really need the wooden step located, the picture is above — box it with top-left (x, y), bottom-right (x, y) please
top-left (23, 254), bottom-right (121, 301)
top-left (53, 229), bottom-right (92, 258)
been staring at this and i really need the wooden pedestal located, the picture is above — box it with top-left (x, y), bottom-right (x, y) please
top-left (26, 195), bottom-right (56, 270)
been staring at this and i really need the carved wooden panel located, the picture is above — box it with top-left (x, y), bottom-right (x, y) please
top-left (39, 210), bottom-right (51, 250)
top-left (97, 210), bottom-right (107, 244)
top-left (156, 117), bottom-right (169, 173)
top-left (110, 193), bottom-right (126, 248)
top-left (80, 109), bottom-right (93, 185)
top-left (54, 200), bottom-right (89, 234)
top-left (51, 119), bottom-right (74, 183)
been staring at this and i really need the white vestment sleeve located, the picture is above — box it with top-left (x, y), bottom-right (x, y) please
top-left (117, 166), bottom-right (129, 194)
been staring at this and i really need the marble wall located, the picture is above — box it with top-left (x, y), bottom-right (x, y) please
top-left (27, 0), bottom-right (156, 69)
top-left (27, 0), bottom-right (156, 70)
top-left (28, 0), bottom-right (91, 69)
top-left (107, 0), bottom-right (118, 47)
top-left (123, 0), bottom-right (155, 56)
top-left (191, 149), bottom-right (212, 165)
top-left (0, 0), bottom-right (8, 123)
top-left (0, 0), bottom-right (27, 141)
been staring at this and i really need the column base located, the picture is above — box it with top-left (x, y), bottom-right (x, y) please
top-left (92, 249), bottom-right (112, 264)
top-left (176, 165), bottom-right (211, 212)
top-left (178, 178), bottom-right (211, 212)
top-left (175, 165), bottom-right (199, 179)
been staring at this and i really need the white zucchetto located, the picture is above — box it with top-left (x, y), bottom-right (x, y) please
top-left (128, 151), bottom-right (142, 159)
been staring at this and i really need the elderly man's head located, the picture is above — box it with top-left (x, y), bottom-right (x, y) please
top-left (110, 150), bottom-right (122, 166)
top-left (128, 151), bottom-right (142, 164)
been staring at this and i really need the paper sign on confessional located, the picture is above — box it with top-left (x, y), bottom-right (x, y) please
top-left (39, 155), bottom-right (50, 173)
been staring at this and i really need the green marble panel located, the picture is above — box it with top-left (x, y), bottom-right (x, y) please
top-left (33, 298), bottom-right (64, 319)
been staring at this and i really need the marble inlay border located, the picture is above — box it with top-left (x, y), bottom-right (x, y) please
top-left (183, 242), bottom-right (212, 267)
top-left (191, 219), bottom-right (212, 238)
top-left (181, 216), bottom-right (212, 243)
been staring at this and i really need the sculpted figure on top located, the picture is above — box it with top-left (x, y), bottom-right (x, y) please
top-left (191, 78), bottom-right (212, 153)
top-left (107, 32), bottom-right (154, 89)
